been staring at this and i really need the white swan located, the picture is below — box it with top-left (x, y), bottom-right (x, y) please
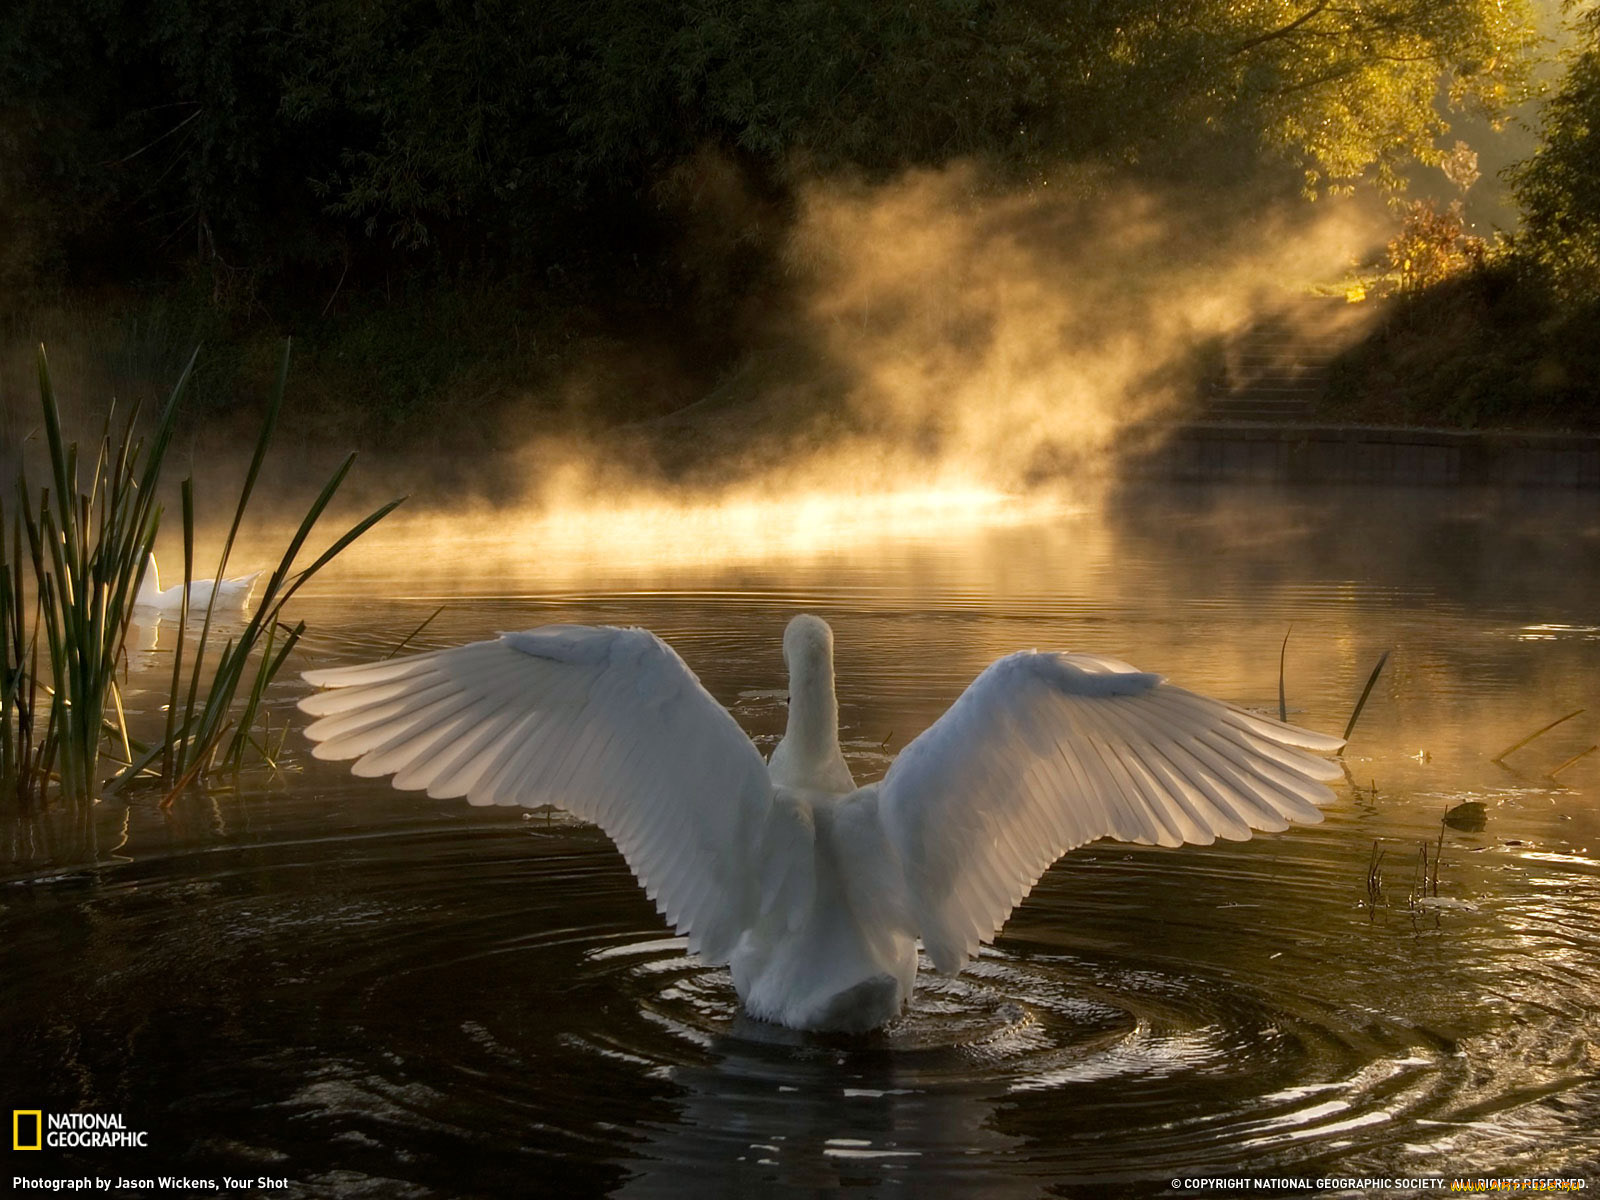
top-left (298, 614), bottom-right (1344, 1032)
top-left (134, 554), bottom-right (262, 613)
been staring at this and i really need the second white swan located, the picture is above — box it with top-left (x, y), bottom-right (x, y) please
top-left (134, 554), bottom-right (262, 613)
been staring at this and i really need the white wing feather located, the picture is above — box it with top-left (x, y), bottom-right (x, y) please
top-left (876, 651), bottom-right (1345, 973)
top-left (299, 626), bottom-right (774, 962)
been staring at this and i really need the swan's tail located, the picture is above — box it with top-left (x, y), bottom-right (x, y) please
top-left (810, 974), bottom-right (905, 1034)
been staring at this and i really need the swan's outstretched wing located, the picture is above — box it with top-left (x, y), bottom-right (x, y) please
top-left (299, 626), bottom-right (773, 962)
top-left (876, 651), bottom-right (1345, 973)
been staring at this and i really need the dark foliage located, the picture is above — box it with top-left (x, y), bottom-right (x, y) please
top-left (1326, 263), bottom-right (1600, 429)
top-left (1327, 4), bottom-right (1600, 431)
top-left (1510, 3), bottom-right (1600, 301)
top-left (0, 0), bottom-right (1535, 305)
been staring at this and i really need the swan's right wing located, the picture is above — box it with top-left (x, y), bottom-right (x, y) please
top-left (299, 626), bottom-right (774, 962)
top-left (876, 651), bottom-right (1345, 973)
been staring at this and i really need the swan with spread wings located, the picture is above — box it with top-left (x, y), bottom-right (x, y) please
top-left (298, 614), bottom-right (1343, 1032)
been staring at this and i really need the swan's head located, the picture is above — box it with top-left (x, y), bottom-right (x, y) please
top-left (782, 614), bottom-right (834, 682)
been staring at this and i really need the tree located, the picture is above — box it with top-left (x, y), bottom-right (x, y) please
top-left (1511, 2), bottom-right (1600, 298)
top-left (0, 0), bottom-right (1541, 294)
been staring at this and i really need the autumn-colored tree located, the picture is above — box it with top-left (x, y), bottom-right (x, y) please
top-left (1387, 199), bottom-right (1487, 293)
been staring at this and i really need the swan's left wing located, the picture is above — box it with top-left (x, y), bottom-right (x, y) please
top-left (298, 626), bottom-right (774, 962)
top-left (876, 651), bottom-right (1345, 973)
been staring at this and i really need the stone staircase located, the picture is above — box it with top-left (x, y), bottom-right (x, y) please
top-left (1203, 296), bottom-right (1364, 423)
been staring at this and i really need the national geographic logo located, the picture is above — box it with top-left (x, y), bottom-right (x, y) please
top-left (12, 1111), bottom-right (149, 1149)
top-left (13, 1110), bottom-right (41, 1150)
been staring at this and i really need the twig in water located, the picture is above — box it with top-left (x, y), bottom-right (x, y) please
top-left (1549, 744), bottom-right (1597, 779)
top-left (1342, 650), bottom-right (1391, 744)
top-left (1491, 709), bottom-right (1584, 764)
top-left (384, 605), bottom-right (446, 660)
top-left (1432, 814), bottom-right (1445, 897)
top-left (160, 718), bottom-right (234, 809)
top-left (1411, 843), bottom-right (1430, 907)
top-left (1366, 840), bottom-right (1385, 909)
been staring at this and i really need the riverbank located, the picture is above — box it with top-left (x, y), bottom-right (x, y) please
top-left (1125, 421), bottom-right (1600, 488)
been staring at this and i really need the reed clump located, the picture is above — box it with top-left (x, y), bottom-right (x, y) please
top-left (0, 341), bottom-right (400, 814)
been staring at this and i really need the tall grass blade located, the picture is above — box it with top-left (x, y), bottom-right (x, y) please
top-left (162, 480), bottom-right (195, 782)
top-left (1277, 624), bottom-right (1292, 723)
top-left (224, 619), bottom-right (304, 771)
top-left (153, 341), bottom-right (399, 794)
top-left (1342, 649), bottom-right (1391, 744)
top-left (385, 605), bottom-right (446, 660)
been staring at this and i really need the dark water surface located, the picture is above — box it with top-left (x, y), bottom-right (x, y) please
top-left (4, 485), bottom-right (1599, 1197)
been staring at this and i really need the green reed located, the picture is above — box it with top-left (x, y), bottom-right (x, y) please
top-left (4, 341), bottom-right (400, 810)
top-left (134, 345), bottom-right (403, 798)
top-left (8, 346), bottom-right (183, 807)
top-left (1, 507), bottom-right (51, 811)
top-left (1342, 649), bottom-right (1391, 745)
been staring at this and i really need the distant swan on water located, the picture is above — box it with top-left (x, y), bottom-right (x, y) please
top-left (134, 554), bottom-right (262, 613)
top-left (298, 614), bottom-right (1344, 1032)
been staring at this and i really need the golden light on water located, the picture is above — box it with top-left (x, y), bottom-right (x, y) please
top-left (316, 483), bottom-right (1076, 588)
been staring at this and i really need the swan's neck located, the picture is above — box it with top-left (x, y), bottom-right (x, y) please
top-left (136, 557), bottom-right (160, 605)
top-left (787, 659), bottom-right (840, 759)
top-left (771, 656), bottom-right (855, 793)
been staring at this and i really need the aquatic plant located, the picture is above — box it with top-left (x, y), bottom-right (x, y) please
top-left (1, 340), bottom-right (400, 811)
top-left (1277, 624), bottom-right (1292, 722)
top-left (129, 342), bottom-right (403, 798)
top-left (0, 510), bottom-right (50, 809)
top-left (1342, 649), bottom-right (1391, 744)
top-left (8, 347), bottom-right (184, 808)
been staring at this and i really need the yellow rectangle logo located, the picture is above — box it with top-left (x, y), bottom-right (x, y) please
top-left (13, 1109), bottom-right (42, 1150)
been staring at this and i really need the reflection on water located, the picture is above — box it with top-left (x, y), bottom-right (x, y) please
top-left (3, 485), bottom-right (1598, 1195)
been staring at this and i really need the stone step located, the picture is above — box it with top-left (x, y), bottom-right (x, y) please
top-left (1201, 296), bottom-right (1362, 422)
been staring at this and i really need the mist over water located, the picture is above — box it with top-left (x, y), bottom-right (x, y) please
top-left (5, 159), bottom-right (1387, 565)
top-left (158, 162), bottom-right (1370, 545)
top-left (782, 168), bottom-right (1376, 481)
top-left (490, 169), bottom-right (1382, 523)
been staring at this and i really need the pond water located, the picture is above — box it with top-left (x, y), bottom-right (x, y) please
top-left (4, 484), bottom-right (1599, 1197)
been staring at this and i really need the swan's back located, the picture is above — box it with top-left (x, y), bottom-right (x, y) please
top-left (733, 785), bottom-right (918, 1032)
top-left (134, 555), bottom-right (260, 612)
